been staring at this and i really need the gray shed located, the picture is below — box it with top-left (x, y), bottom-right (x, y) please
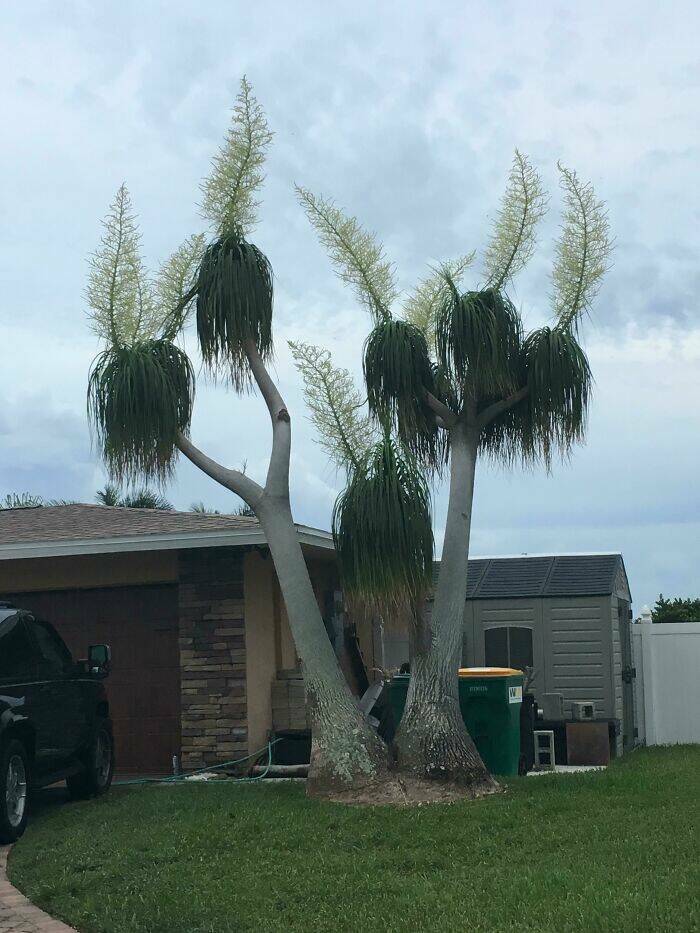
top-left (383, 552), bottom-right (635, 756)
top-left (460, 553), bottom-right (634, 755)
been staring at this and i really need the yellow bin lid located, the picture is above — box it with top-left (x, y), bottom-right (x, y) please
top-left (458, 667), bottom-right (522, 677)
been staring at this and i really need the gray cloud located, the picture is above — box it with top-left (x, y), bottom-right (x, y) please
top-left (1, 0), bottom-right (699, 610)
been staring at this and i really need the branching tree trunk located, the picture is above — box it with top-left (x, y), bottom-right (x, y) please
top-left (394, 419), bottom-right (497, 791)
top-left (177, 342), bottom-right (389, 797)
top-left (297, 155), bottom-right (609, 797)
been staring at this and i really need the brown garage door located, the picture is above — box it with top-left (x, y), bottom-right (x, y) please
top-left (2, 585), bottom-right (181, 775)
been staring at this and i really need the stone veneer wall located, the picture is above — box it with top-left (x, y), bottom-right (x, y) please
top-left (178, 547), bottom-right (248, 769)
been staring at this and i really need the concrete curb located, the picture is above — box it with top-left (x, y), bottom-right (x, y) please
top-left (0, 846), bottom-right (77, 932)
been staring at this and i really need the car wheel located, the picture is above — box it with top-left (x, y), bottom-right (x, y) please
top-left (67, 722), bottom-right (115, 800)
top-left (0, 739), bottom-right (30, 844)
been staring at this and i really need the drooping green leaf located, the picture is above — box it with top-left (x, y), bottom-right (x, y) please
top-left (523, 325), bottom-right (591, 460)
top-left (482, 326), bottom-right (591, 467)
top-left (332, 435), bottom-right (433, 626)
top-left (363, 319), bottom-right (442, 466)
top-left (435, 284), bottom-right (521, 401)
top-left (194, 233), bottom-right (273, 387)
top-left (88, 339), bottom-right (195, 484)
top-left (403, 254), bottom-right (476, 355)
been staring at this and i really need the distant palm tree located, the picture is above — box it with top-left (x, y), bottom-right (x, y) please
top-left (96, 482), bottom-right (173, 510)
top-left (190, 501), bottom-right (255, 517)
top-left (190, 501), bottom-right (220, 514)
top-left (0, 492), bottom-right (44, 509)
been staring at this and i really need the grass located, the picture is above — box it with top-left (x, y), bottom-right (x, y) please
top-left (9, 747), bottom-right (700, 933)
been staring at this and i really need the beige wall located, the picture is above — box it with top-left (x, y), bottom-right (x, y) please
top-left (0, 550), bottom-right (178, 593)
top-left (244, 550), bottom-right (356, 748)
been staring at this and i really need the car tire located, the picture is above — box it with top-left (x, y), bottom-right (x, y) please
top-left (0, 738), bottom-right (30, 844)
top-left (67, 721), bottom-right (115, 800)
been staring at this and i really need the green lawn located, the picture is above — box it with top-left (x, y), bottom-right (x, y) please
top-left (10, 747), bottom-right (700, 933)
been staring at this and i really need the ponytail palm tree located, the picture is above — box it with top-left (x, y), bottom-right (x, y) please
top-left (86, 78), bottom-right (389, 799)
top-left (295, 152), bottom-right (611, 790)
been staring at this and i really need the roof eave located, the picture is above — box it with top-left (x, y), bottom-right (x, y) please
top-left (0, 523), bottom-right (334, 562)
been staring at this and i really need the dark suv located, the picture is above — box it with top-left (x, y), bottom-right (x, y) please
top-left (0, 602), bottom-right (115, 842)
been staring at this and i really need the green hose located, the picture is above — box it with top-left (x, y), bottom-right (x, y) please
top-left (113, 738), bottom-right (281, 787)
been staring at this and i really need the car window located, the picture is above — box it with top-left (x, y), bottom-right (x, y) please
top-left (28, 619), bottom-right (73, 675)
top-left (0, 615), bottom-right (38, 680)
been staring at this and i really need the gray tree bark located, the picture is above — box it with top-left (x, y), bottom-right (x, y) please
top-left (177, 341), bottom-right (389, 797)
top-left (394, 419), bottom-right (498, 792)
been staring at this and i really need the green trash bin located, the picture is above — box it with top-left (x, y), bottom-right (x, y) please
top-left (387, 667), bottom-right (524, 776)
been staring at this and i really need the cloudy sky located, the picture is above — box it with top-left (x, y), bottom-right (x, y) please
top-left (1, 1), bottom-right (698, 609)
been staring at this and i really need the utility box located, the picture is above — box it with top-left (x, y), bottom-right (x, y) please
top-left (388, 667), bottom-right (524, 776)
top-left (572, 701), bottom-right (595, 721)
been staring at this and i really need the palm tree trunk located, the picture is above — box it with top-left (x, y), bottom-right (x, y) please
top-left (394, 420), bottom-right (498, 793)
top-left (256, 498), bottom-right (389, 797)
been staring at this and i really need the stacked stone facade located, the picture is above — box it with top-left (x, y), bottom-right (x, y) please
top-left (178, 548), bottom-right (248, 770)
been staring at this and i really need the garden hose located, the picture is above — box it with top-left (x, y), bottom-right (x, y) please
top-left (112, 738), bottom-right (281, 787)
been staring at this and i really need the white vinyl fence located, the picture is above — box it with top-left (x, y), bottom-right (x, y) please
top-left (631, 622), bottom-right (700, 745)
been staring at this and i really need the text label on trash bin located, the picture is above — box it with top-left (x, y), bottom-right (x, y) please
top-left (508, 685), bottom-right (523, 704)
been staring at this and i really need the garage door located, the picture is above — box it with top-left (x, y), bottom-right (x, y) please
top-left (1, 585), bottom-right (181, 775)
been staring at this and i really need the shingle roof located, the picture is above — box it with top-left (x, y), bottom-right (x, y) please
top-left (0, 503), bottom-right (259, 545)
top-left (434, 553), bottom-right (629, 600)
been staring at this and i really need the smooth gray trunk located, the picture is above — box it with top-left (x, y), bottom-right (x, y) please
top-left (255, 498), bottom-right (388, 795)
top-left (395, 421), bottom-right (497, 791)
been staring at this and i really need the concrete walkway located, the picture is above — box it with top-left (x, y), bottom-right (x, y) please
top-left (0, 847), bottom-right (76, 933)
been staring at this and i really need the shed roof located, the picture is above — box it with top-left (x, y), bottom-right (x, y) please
top-left (434, 553), bottom-right (630, 600)
top-left (0, 504), bottom-right (332, 561)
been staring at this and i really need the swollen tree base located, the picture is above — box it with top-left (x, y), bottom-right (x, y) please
top-left (326, 774), bottom-right (499, 807)
top-left (304, 683), bottom-right (392, 799)
top-left (394, 699), bottom-right (500, 798)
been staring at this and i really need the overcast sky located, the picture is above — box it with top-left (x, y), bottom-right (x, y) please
top-left (1, 1), bottom-right (698, 609)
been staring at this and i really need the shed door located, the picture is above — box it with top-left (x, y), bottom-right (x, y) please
top-left (1, 585), bottom-right (180, 774)
top-left (472, 600), bottom-right (545, 696)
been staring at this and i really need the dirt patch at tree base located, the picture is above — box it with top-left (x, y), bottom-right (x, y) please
top-left (320, 774), bottom-right (503, 807)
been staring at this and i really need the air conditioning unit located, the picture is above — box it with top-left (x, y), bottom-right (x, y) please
top-left (572, 701), bottom-right (595, 721)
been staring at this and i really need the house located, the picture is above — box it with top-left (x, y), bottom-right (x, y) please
top-left (0, 506), bottom-right (636, 770)
top-left (0, 504), bottom-right (348, 775)
top-left (383, 554), bottom-right (635, 756)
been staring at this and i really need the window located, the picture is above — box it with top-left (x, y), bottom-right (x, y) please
top-left (28, 619), bottom-right (73, 674)
top-left (0, 615), bottom-right (38, 679)
top-left (485, 626), bottom-right (533, 671)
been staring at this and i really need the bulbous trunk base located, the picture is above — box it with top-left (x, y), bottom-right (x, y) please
top-left (394, 699), bottom-right (500, 797)
top-left (305, 698), bottom-right (392, 800)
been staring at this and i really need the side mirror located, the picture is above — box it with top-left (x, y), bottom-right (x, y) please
top-left (88, 644), bottom-right (111, 675)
